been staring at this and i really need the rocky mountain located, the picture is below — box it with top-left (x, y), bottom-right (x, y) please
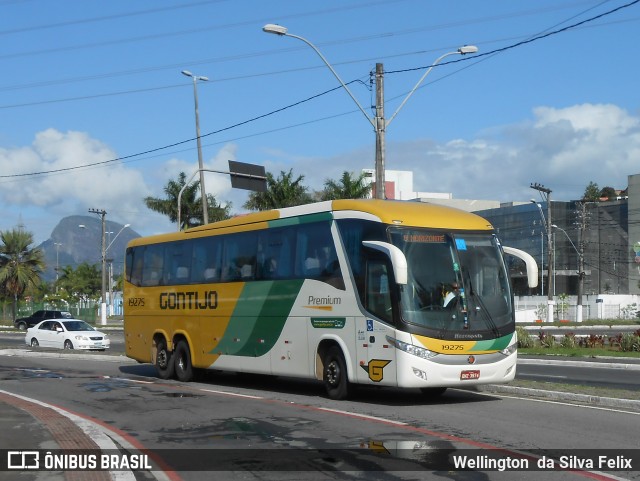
top-left (38, 215), bottom-right (140, 283)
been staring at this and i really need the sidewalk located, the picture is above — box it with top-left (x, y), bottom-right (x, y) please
top-left (0, 390), bottom-right (111, 480)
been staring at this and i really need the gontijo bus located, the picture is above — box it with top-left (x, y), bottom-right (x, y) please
top-left (124, 199), bottom-right (537, 399)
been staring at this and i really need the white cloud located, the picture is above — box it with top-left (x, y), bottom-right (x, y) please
top-left (385, 103), bottom-right (640, 202)
top-left (2, 103), bottom-right (640, 245)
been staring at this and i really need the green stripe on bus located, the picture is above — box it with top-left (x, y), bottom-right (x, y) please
top-left (469, 333), bottom-right (513, 352)
top-left (268, 212), bottom-right (333, 228)
top-left (210, 279), bottom-right (304, 357)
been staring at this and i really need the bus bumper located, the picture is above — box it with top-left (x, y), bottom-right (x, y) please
top-left (395, 350), bottom-right (517, 388)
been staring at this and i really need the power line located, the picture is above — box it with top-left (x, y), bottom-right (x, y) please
top-left (0, 81), bottom-right (352, 178)
top-left (0, 0), bottom-right (637, 180)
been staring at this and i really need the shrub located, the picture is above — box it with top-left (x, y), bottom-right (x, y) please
top-left (516, 326), bottom-right (534, 348)
top-left (560, 333), bottom-right (577, 349)
top-left (579, 334), bottom-right (605, 348)
top-left (538, 330), bottom-right (555, 348)
top-left (621, 303), bottom-right (638, 319)
top-left (535, 303), bottom-right (547, 321)
top-left (619, 333), bottom-right (640, 352)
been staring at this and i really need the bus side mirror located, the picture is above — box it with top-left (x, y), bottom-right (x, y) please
top-left (502, 246), bottom-right (539, 289)
top-left (362, 241), bottom-right (407, 285)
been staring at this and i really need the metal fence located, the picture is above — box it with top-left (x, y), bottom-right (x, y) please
top-left (2, 301), bottom-right (106, 324)
top-left (514, 294), bottom-right (640, 322)
top-left (1, 291), bottom-right (125, 324)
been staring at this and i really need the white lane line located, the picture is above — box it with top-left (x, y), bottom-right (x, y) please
top-left (199, 388), bottom-right (263, 399)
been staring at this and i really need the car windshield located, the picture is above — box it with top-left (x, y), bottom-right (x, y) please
top-left (62, 321), bottom-right (95, 332)
top-left (389, 228), bottom-right (513, 336)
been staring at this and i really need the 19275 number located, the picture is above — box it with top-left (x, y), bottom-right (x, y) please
top-left (128, 297), bottom-right (145, 307)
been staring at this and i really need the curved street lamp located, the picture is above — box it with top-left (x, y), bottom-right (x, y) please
top-left (80, 220), bottom-right (131, 325)
top-left (182, 70), bottom-right (210, 224)
top-left (262, 24), bottom-right (478, 199)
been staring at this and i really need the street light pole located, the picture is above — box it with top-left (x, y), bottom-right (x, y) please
top-left (374, 63), bottom-right (385, 198)
top-left (531, 183), bottom-right (554, 322)
top-left (105, 223), bottom-right (130, 317)
top-left (182, 70), bottom-right (210, 224)
top-left (552, 224), bottom-right (584, 323)
top-left (88, 208), bottom-right (107, 325)
top-left (54, 242), bottom-right (62, 287)
top-left (262, 24), bottom-right (477, 200)
top-left (530, 200), bottom-right (545, 296)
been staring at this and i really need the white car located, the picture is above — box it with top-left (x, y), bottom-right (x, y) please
top-left (25, 319), bottom-right (110, 351)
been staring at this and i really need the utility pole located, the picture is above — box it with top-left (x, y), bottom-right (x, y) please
top-left (576, 202), bottom-right (587, 322)
top-left (89, 208), bottom-right (108, 325)
top-left (530, 183), bottom-right (554, 322)
top-left (374, 63), bottom-right (386, 199)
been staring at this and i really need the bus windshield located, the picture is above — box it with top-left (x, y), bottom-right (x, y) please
top-left (388, 229), bottom-right (512, 336)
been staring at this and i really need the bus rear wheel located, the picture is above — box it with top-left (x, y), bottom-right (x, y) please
top-left (156, 339), bottom-right (175, 380)
top-left (174, 340), bottom-right (193, 382)
top-left (323, 346), bottom-right (350, 400)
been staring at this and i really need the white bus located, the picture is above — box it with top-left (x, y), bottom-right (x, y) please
top-left (124, 199), bottom-right (537, 399)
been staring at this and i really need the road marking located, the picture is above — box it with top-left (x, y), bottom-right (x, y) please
top-left (478, 391), bottom-right (640, 416)
top-left (0, 389), bottom-right (179, 481)
top-left (316, 407), bottom-right (408, 425)
top-left (520, 373), bottom-right (568, 379)
top-left (200, 388), bottom-right (263, 399)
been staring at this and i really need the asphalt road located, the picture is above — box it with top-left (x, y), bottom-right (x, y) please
top-left (2, 328), bottom-right (639, 394)
top-left (1, 351), bottom-right (639, 481)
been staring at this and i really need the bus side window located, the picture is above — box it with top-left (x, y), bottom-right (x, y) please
top-left (295, 221), bottom-right (344, 289)
top-left (192, 237), bottom-right (221, 283)
top-left (222, 232), bottom-right (257, 282)
top-left (172, 240), bottom-right (195, 285)
top-left (141, 245), bottom-right (165, 287)
top-left (365, 259), bottom-right (392, 322)
top-left (127, 247), bottom-right (142, 286)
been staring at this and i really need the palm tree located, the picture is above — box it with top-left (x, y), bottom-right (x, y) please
top-left (144, 172), bottom-right (231, 229)
top-left (321, 171), bottom-right (372, 200)
top-left (244, 169), bottom-right (313, 211)
top-left (0, 228), bottom-right (45, 320)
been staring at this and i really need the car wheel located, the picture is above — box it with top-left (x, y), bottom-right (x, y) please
top-left (64, 340), bottom-right (74, 350)
top-left (174, 340), bottom-right (194, 382)
top-left (30, 338), bottom-right (39, 347)
top-left (323, 346), bottom-right (351, 400)
top-left (17, 322), bottom-right (27, 331)
top-left (155, 339), bottom-right (175, 380)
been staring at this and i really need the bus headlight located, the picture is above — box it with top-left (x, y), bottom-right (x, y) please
top-left (500, 341), bottom-right (517, 357)
top-left (386, 336), bottom-right (438, 360)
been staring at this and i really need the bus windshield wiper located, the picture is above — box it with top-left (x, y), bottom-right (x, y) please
top-left (465, 272), bottom-right (500, 338)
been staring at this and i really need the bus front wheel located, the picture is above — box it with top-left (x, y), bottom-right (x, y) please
top-left (156, 339), bottom-right (175, 380)
top-left (323, 346), bottom-right (350, 400)
top-left (174, 340), bottom-right (193, 382)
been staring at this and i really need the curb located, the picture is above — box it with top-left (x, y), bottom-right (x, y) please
top-left (477, 384), bottom-right (640, 411)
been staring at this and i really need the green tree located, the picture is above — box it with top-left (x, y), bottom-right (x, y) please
top-left (600, 186), bottom-right (616, 200)
top-left (243, 169), bottom-right (312, 211)
top-left (0, 228), bottom-right (45, 320)
top-left (321, 171), bottom-right (372, 200)
top-left (582, 181), bottom-right (600, 202)
top-left (56, 263), bottom-right (101, 304)
top-left (144, 172), bottom-right (231, 230)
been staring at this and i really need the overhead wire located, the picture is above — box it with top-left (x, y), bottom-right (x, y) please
top-left (0, 0), bottom-right (637, 180)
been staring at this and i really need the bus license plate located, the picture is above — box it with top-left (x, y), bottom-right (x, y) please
top-left (460, 370), bottom-right (480, 380)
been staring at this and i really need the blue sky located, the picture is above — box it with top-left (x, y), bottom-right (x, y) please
top-left (1, 0), bottom-right (639, 245)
